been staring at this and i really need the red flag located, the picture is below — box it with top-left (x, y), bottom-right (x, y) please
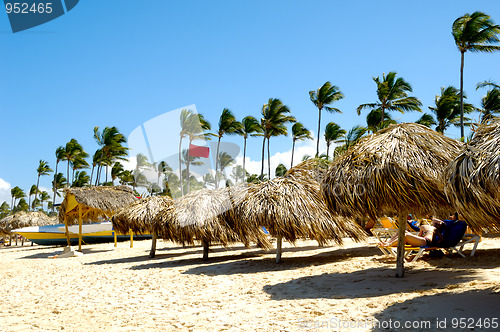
top-left (189, 143), bottom-right (210, 158)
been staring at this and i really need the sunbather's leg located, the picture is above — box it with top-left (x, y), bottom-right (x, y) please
top-left (379, 231), bottom-right (427, 247)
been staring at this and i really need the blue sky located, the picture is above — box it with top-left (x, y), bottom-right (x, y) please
top-left (1, 1), bottom-right (500, 204)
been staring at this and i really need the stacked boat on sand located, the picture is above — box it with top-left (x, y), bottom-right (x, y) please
top-left (12, 222), bottom-right (151, 246)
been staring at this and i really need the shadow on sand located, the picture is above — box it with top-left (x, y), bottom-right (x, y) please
top-left (170, 245), bottom-right (380, 275)
top-left (20, 248), bottom-right (115, 259)
top-left (262, 267), bottom-right (482, 300)
top-left (373, 288), bottom-right (500, 331)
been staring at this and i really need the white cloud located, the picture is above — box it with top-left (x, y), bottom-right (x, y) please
top-left (0, 178), bottom-right (11, 205)
top-left (235, 136), bottom-right (330, 178)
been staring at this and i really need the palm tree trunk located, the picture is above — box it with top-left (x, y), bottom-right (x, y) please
top-left (106, 165), bottom-right (109, 183)
top-left (90, 165), bottom-right (95, 186)
top-left (186, 138), bottom-right (192, 194)
top-left (67, 161), bottom-right (71, 187)
top-left (326, 143), bottom-right (330, 160)
top-left (243, 137), bottom-right (247, 183)
top-left (179, 137), bottom-right (183, 196)
top-left (215, 136), bottom-right (221, 189)
top-left (459, 50), bottom-right (465, 140)
top-left (316, 107), bottom-right (322, 157)
top-left (35, 175), bottom-right (40, 211)
top-left (95, 165), bottom-right (101, 186)
top-left (260, 135), bottom-right (266, 180)
top-left (52, 161), bottom-right (59, 213)
top-left (291, 140), bottom-right (295, 168)
top-left (267, 137), bottom-right (271, 179)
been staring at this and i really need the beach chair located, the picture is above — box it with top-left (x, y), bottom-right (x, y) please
top-left (371, 217), bottom-right (398, 243)
top-left (378, 219), bottom-right (481, 262)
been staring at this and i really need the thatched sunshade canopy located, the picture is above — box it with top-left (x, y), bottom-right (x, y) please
top-left (1, 211), bottom-right (57, 234)
top-left (58, 186), bottom-right (138, 225)
top-left (322, 123), bottom-right (464, 220)
top-left (321, 123), bottom-right (464, 277)
top-left (156, 186), bottom-right (271, 259)
top-left (445, 118), bottom-right (500, 232)
top-left (234, 175), bottom-right (366, 250)
top-left (112, 195), bottom-right (175, 258)
top-left (112, 195), bottom-right (174, 236)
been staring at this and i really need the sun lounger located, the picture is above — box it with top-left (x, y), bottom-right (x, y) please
top-left (377, 219), bottom-right (481, 262)
top-left (371, 217), bottom-right (399, 242)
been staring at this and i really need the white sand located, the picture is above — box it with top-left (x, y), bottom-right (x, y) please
top-left (1, 236), bottom-right (499, 331)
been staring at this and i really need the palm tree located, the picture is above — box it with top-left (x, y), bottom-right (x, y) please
top-left (119, 170), bottom-right (135, 188)
top-left (215, 108), bottom-right (242, 188)
top-left (260, 98), bottom-right (295, 179)
top-left (290, 122), bottom-right (312, 167)
top-left (178, 110), bottom-right (212, 194)
top-left (419, 86), bottom-right (475, 133)
top-left (62, 139), bottom-right (85, 185)
top-left (157, 161), bottom-right (172, 190)
top-left (309, 81), bottom-right (344, 157)
top-left (93, 127), bottom-right (128, 185)
top-left (357, 72), bottom-right (422, 131)
top-left (10, 186), bottom-right (25, 211)
top-left (365, 109), bottom-right (397, 133)
top-left (35, 160), bottom-right (52, 207)
top-left (275, 164), bottom-right (287, 177)
top-left (51, 172), bottom-right (67, 212)
top-left (0, 202), bottom-right (10, 218)
top-left (53, 145), bottom-right (65, 188)
top-left (39, 191), bottom-right (50, 212)
top-left (477, 87), bottom-right (500, 122)
top-left (72, 171), bottom-right (90, 187)
top-left (452, 12), bottom-right (500, 139)
top-left (415, 113), bottom-right (437, 128)
top-left (217, 152), bottom-right (235, 183)
top-left (90, 150), bottom-right (101, 185)
top-left (240, 116), bottom-right (263, 182)
top-left (334, 125), bottom-right (367, 158)
top-left (324, 122), bottom-right (346, 160)
top-left (111, 162), bottom-right (125, 185)
top-left (28, 184), bottom-right (37, 211)
top-left (231, 165), bottom-right (244, 184)
top-left (16, 198), bottom-right (29, 212)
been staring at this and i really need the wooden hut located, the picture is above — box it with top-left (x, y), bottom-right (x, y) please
top-left (58, 186), bottom-right (138, 251)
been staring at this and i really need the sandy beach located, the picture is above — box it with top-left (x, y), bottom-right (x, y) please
top-left (1, 235), bottom-right (499, 331)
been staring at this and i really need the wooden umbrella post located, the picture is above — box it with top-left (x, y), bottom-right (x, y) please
top-left (395, 212), bottom-right (407, 278)
top-left (149, 233), bottom-right (157, 258)
top-left (64, 215), bottom-right (71, 247)
top-left (202, 239), bottom-right (209, 261)
top-left (78, 205), bottom-right (83, 252)
top-left (129, 229), bottom-right (133, 248)
top-left (276, 235), bottom-right (282, 264)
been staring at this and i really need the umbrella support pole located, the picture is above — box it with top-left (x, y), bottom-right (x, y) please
top-left (395, 212), bottom-right (407, 278)
top-left (276, 236), bottom-right (282, 264)
top-left (130, 229), bottom-right (133, 248)
top-left (202, 240), bottom-right (209, 261)
top-left (149, 233), bottom-right (157, 258)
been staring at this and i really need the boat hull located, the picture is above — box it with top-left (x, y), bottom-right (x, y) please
top-left (12, 223), bottom-right (151, 246)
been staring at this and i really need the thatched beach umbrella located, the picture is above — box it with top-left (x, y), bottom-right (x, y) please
top-left (112, 195), bottom-right (175, 257)
top-left (0, 211), bottom-right (57, 245)
top-left (445, 118), bottom-right (500, 233)
top-left (322, 123), bottom-right (463, 277)
top-left (156, 186), bottom-right (271, 260)
top-left (235, 174), bottom-right (366, 263)
top-left (58, 186), bottom-right (138, 251)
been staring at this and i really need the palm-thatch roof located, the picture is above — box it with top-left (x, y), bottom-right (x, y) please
top-left (156, 186), bottom-right (271, 249)
top-left (0, 211), bottom-right (58, 234)
top-left (58, 186), bottom-right (138, 225)
top-left (445, 118), bottom-right (500, 232)
top-left (234, 175), bottom-right (366, 246)
top-left (322, 123), bottom-right (464, 220)
top-left (285, 158), bottom-right (331, 183)
top-left (112, 195), bottom-right (174, 235)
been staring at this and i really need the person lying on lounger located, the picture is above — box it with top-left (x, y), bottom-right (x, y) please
top-left (379, 218), bottom-right (446, 247)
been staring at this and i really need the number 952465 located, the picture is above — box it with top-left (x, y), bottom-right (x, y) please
top-left (5, 2), bottom-right (53, 14)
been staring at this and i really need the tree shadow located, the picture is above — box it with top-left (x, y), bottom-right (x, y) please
top-left (177, 245), bottom-right (380, 275)
top-left (262, 268), bottom-right (481, 300)
top-left (425, 247), bottom-right (500, 269)
top-left (373, 288), bottom-right (500, 331)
